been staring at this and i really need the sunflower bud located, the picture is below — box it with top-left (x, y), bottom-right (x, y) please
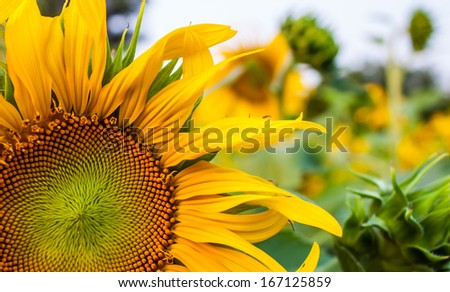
top-left (408, 9), bottom-right (434, 52)
top-left (281, 15), bottom-right (338, 71)
top-left (335, 153), bottom-right (450, 271)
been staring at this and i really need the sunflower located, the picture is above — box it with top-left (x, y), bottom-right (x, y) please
top-left (194, 33), bottom-right (311, 124)
top-left (0, 0), bottom-right (341, 272)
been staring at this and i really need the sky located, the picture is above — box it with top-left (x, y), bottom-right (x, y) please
top-left (136, 0), bottom-right (450, 91)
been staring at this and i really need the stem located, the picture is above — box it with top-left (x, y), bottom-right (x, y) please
top-left (385, 50), bottom-right (404, 168)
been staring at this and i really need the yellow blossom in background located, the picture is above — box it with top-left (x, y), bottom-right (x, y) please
top-left (354, 83), bottom-right (390, 130)
top-left (398, 112), bottom-right (450, 169)
top-left (298, 173), bottom-right (325, 199)
top-left (194, 33), bottom-right (312, 124)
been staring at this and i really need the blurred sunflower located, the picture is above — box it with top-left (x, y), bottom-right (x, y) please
top-left (0, 0), bottom-right (341, 271)
top-left (398, 112), bottom-right (450, 169)
top-left (353, 83), bottom-right (390, 130)
top-left (194, 34), bottom-right (311, 124)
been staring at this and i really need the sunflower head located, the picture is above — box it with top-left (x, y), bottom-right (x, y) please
top-left (0, 0), bottom-right (341, 272)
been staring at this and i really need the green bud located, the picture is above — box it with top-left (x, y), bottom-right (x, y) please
top-left (281, 15), bottom-right (338, 71)
top-left (335, 153), bottom-right (450, 271)
top-left (408, 9), bottom-right (434, 52)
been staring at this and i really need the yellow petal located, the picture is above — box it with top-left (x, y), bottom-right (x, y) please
top-left (162, 24), bottom-right (236, 60)
top-left (62, 4), bottom-right (91, 114)
top-left (297, 242), bottom-right (320, 272)
top-left (45, 16), bottom-right (72, 111)
top-left (0, 0), bottom-right (22, 23)
top-left (95, 24), bottom-right (235, 125)
top-left (62, 0), bottom-right (106, 115)
top-left (176, 209), bottom-right (287, 243)
top-left (192, 240), bottom-right (272, 271)
top-left (160, 115), bottom-right (324, 167)
top-left (170, 242), bottom-right (229, 271)
top-left (133, 50), bottom-right (261, 143)
top-left (0, 94), bottom-right (22, 132)
top-left (174, 161), bottom-right (290, 200)
top-left (180, 194), bottom-right (343, 237)
top-left (71, 0), bottom-right (106, 42)
top-left (175, 161), bottom-right (343, 237)
top-left (5, 0), bottom-right (52, 119)
top-left (163, 264), bottom-right (190, 272)
top-left (174, 224), bottom-right (286, 271)
top-left (78, 0), bottom-right (107, 113)
top-left (116, 47), bottom-right (165, 127)
top-left (173, 237), bottom-right (272, 271)
top-left (182, 28), bottom-right (214, 77)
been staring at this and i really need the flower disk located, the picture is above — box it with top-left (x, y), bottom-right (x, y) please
top-left (0, 110), bottom-right (176, 271)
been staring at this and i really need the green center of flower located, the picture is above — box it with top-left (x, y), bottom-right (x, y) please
top-left (0, 111), bottom-right (176, 271)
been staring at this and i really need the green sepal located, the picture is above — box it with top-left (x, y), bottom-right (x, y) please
top-left (362, 215), bottom-right (389, 234)
top-left (389, 167), bottom-right (409, 207)
top-left (0, 62), bottom-right (16, 108)
top-left (409, 175), bottom-right (450, 217)
top-left (102, 0), bottom-right (145, 85)
top-left (334, 243), bottom-right (365, 271)
top-left (347, 187), bottom-right (383, 204)
top-left (180, 95), bottom-right (202, 133)
top-left (400, 153), bottom-right (448, 193)
top-left (103, 18), bottom-right (132, 85)
top-left (111, 28), bottom-right (129, 76)
top-left (340, 197), bottom-right (376, 252)
top-left (172, 152), bottom-right (218, 172)
top-left (402, 245), bottom-right (449, 269)
top-left (349, 168), bottom-right (388, 193)
top-left (147, 59), bottom-right (181, 100)
top-left (122, 0), bottom-right (145, 68)
top-left (420, 207), bottom-right (450, 248)
top-left (343, 197), bottom-right (366, 234)
top-left (102, 35), bottom-right (116, 85)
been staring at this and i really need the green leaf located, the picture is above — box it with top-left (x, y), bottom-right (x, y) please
top-left (122, 0), bottom-right (145, 67)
